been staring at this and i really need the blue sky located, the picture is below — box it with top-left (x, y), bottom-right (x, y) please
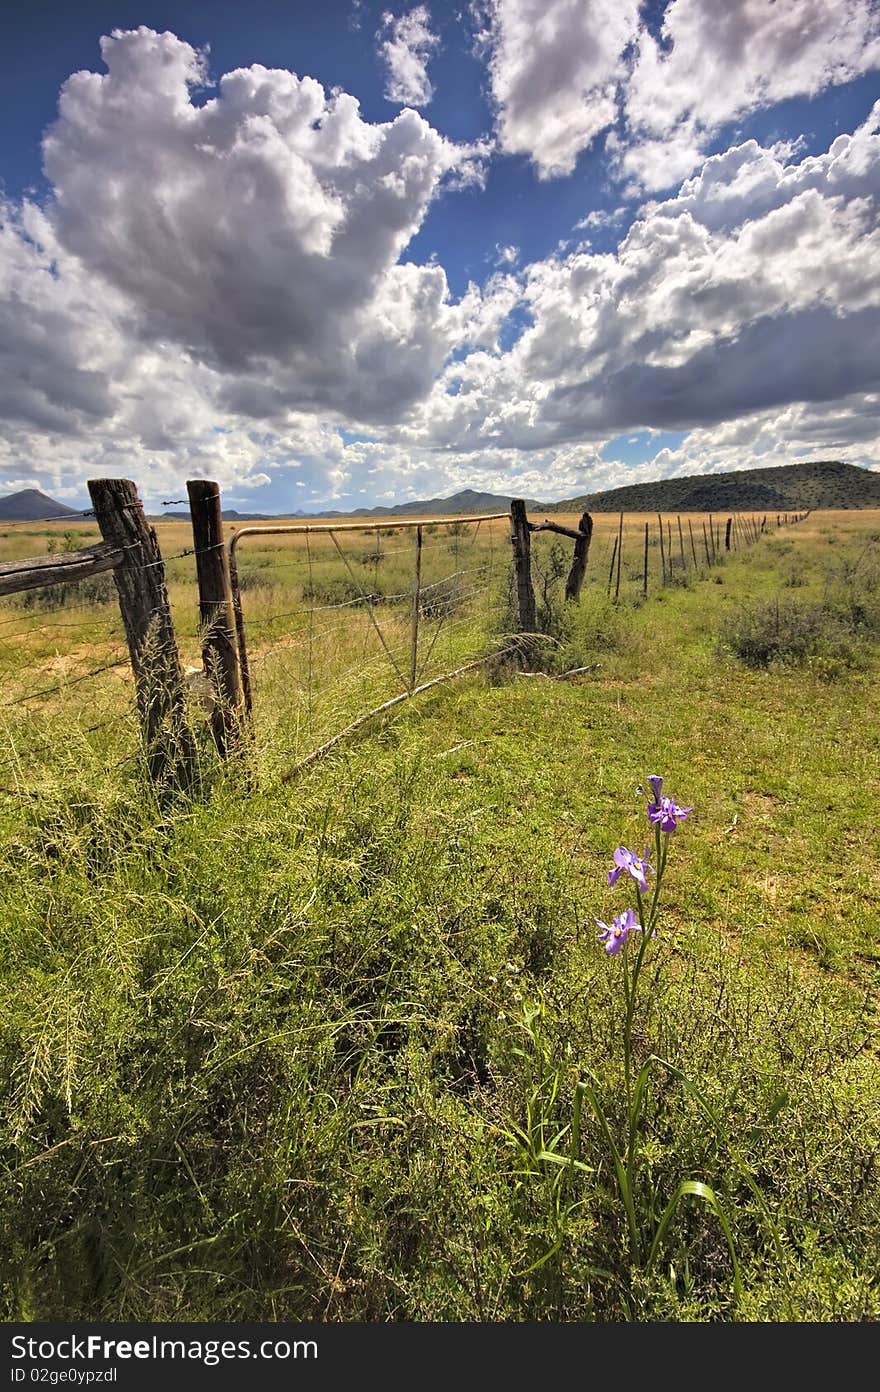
top-left (1, 1), bottom-right (879, 512)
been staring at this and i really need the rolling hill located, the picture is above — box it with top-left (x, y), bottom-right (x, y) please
top-left (552, 460), bottom-right (880, 514)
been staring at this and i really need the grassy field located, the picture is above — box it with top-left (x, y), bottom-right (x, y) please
top-left (0, 508), bottom-right (877, 1321)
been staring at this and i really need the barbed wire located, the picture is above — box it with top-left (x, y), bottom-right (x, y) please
top-left (1, 657), bottom-right (130, 709)
top-left (0, 613), bottom-right (123, 640)
top-left (234, 540), bottom-right (421, 574)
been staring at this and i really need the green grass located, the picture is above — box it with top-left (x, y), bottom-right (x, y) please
top-left (0, 512), bottom-right (877, 1322)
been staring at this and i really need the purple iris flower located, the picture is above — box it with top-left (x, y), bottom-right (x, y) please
top-left (608, 846), bottom-right (652, 892)
top-left (647, 774), bottom-right (664, 801)
top-left (596, 907), bottom-right (640, 956)
top-left (647, 795), bottom-right (692, 833)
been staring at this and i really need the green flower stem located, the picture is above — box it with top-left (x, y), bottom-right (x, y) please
top-left (623, 830), bottom-right (667, 1095)
top-left (621, 828), bottom-right (671, 1212)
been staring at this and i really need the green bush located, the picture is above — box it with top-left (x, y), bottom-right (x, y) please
top-left (719, 599), bottom-right (866, 673)
top-left (302, 576), bottom-right (374, 607)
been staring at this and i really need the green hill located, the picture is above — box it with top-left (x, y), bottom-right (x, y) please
top-left (553, 460), bottom-right (880, 514)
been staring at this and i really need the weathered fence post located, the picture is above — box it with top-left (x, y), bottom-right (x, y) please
top-left (564, 511), bottom-right (593, 601)
top-left (614, 511), bottom-right (624, 602)
top-left (186, 479), bottom-right (244, 756)
top-left (509, 499), bottom-right (537, 632)
top-left (227, 537), bottom-right (254, 718)
top-left (677, 515), bottom-right (686, 572)
top-left (725, 518), bottom-right (732, 551)
top-left (657, 512), bottom-right (667, 584)
top-left (88, 477), bottom-right (196, 788)
top-left (642, 522), bottom-right (649, 599)
top-left (607, 536), bottom-right (618, 596)
top-left (688, 518), bottom-right (698, 569)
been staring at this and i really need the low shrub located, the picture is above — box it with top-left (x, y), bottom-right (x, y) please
top-left (719, 599), bottom-right (868, 673)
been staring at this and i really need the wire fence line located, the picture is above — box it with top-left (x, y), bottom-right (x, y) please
top-left (0, 503), bottom-right (510, 787)
top-left (0, 492), bottom-right (809, 789)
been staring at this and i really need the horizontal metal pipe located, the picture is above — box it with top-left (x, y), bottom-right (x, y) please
top-left (228, 513), bottom-right (509, 557)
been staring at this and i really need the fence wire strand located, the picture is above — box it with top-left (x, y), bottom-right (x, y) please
top-left (228, 516), bottom-right (509, 762)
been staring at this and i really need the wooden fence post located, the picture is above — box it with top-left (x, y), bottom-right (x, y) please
top-left (509, 499), bottom-right (537, 632)
top-left (657, 512), bottom-right (667, 584)
top-left (642, 522), bottom-right (649, 599)
top-left (688, 518), bottom-right (698, 569)
top-left (564, 511), bottom-right (593, 601)
top-left (88, 477), bottom-right (196, 788)
top-left (725, 518), bottom-right (732, 551)
top-left (614, 511), bottom-right (624, 602)
top-left (186, 479), bottom-right (244, 755)
top-left (607, 536), bottom-right (618, 596)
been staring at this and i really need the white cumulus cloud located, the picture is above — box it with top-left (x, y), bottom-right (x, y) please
top-left (378, 6), bottom-right (440, 107)
top-left (480, 0), bottom-right (640, 178)
top-left (402, 103), bottom-right (880, 460)
top-left (477, 0), bottom-right (880, 191)
top-left (621, 0), bottom-right (880, 191)
top-left (42, 27), bottom-right (485, 428)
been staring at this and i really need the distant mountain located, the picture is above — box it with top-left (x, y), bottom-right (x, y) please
top-left (341, 488), bottom-right (545, 518)
top-left (552, 461), bottom-right (880, 514)
top-left (159, 509), bottom-right (276, 521)
top-left (0, 489), bottom-right (80, 521)
top-left (161, 488), bottom-right (543, 522)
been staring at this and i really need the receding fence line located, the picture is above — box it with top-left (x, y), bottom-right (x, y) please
top-left (1, 487), bottom-right (812, 790)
